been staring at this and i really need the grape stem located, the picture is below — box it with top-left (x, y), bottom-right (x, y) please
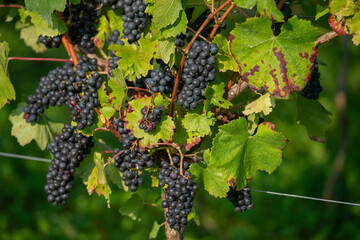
top-left (208, 2), bottom-right (235, 40)
top-left (104, 150), bottom-right (123, 166)
top-left (0, 4), bottom-right (22, 8)
top-left (8, 57), bottom-right (73, 63)
top-left (315, 31), bottom-right (339, 46)
top-left (169, 0), bottom-right (234, 116)
top-left (128, 87), bottom-right (152, 93)
top-left (277, 0), bottom-right (286, 10)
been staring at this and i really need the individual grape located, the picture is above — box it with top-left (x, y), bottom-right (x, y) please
top-left (112, 117), bottom-right (154, 192)
top-left (145, 65), bottom-right (174, 94)
top-left (157, 160), bottom-right (197, 233)
top-left (45, 124), bottom-right (94, 206)
top-left (38, 35), bottom-right (62, 48)
top-left (226, 185), bottom-right (254, 212)
top-left (301, 61), bottom-right (322, 100)
top-left (177, 40), bottom-right (218, 110)
top-left (138, 105), bottom-right (164, 132)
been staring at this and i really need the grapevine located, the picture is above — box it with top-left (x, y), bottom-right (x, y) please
top-left (1, 0), bottom-right (358, 239)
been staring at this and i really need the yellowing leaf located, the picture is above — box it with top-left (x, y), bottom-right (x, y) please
top-left (243, 93), bottom-right (275, 116)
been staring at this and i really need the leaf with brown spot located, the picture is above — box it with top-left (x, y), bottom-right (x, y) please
top-left (229, 16), bottom-right (320, 97)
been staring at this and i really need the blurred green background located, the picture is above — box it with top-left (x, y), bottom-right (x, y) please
top-left (1, 3), bottom-right (360, 240)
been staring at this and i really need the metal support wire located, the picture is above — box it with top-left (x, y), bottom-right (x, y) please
top-left (250, 189), bottom-right (360, 207)
top-left (0, 152), bottom-right (51, 163)
top-left (1, 151), bottom-right (360, 207)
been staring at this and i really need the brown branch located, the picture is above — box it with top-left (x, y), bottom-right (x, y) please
top-left (58, 12), bottom-right (78, 66)
top-left (94, 108), bottom-right (123, 141)
top-left (322, 36), bottom-right (349, 200)
top-left (277, 0), bottom-right (286, 10)
top-left (209, 2), bottom-right (235, 40)
top-left (0, 4), bottom-right (22, 8)
top-left (226, 77), bottom-right (249, 101)
top-left (225, 72), bottom-right (239, 93)
top-left (186, 26), bottom-right (210, 42)
top-left (169, 0), bottom-right (233, 116)
top-left (162, 191), bottom-right (181, 240)
top-left (8, 57), bottom-right (72, 63)
top-left (315, 31), bottom-right (339, 46)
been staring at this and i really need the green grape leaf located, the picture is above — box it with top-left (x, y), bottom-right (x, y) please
top-left (212, 31), bottom-right (238, 72)
top-left (243, 93), bottom-right (275, 116)
top-left (203, 72), bottom-right (232, 112)
top-left (5, 8), bottom-right (19, 22)
top-left (9, 103), bottom-right (63, 150)
top-left (149, 221), bottom-right (163, 239)
top-left (347, 11), bottom-right (360, 45)
top-left (24, 0), bottom-right (67, 27)
top-left (107, 9), bottom-right (124, 33)
top-left (16, 22), bottom-right (46, 53)
top-left (108, 68), bottom-right (128, 111)
top-left (119, 193), bottom-right (143, 221)
top-left (110, 36), bottom-right (158, 81)
top-left (234, 0), bottom-right (284, 21)
top-left (182, 112), bottom-right (216, 138)
top-left (86, 152), bottom-right (112, 208)
top-left (172, 117), bottom-right (189, 147)
top-left (69, 0), bottom-right (81, 4)
top-left (146, 0), bottom-right (183, 30)
top-left (157, 10), bottom-right (188, 39)
top-left (19, 8), bottom-right (67, 36)
top-left (187, 208), bottom-right (200, 226)
top-left (329, 0), bottom-right (358, 17)
top-left (94, 15), bottom-right (110, 49)
top-left (0, 41), bottom-right (15, 109)
top-left (204, 118), bottom-right (287, 197)
top-left (296, 95), bottom-right (332, 142)
top-left (157, 39), bottom-right (175, 64)
top-left (125, 95), bottom-right (175, 148)
top-left (229, 16), bottom-right (320, 97)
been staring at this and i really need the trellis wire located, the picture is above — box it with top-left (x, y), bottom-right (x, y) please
top-left (0, 151), bottom-right (359, 207)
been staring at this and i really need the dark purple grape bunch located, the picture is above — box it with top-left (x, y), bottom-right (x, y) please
top-left (112, 118), bottom-right (154, 192)
top-left (157, 160), bottom-right (198, 233)
top-left (138, 105), bottom-right (164, 132)
top-left (175, 33), bottom-right (186, 48)
top-left (226, 185), bottom-right (254, 212)
top-left (38, 35), bottom-right (62, 48)
top-left (108, 30), bottom-right (124, 77)
top-left (145, 65), bottom-right (175, 94)
top-left (178, 40), bottom-right (218, 110)
top-left (67, 1), bottom-right (99, 52)
top-left (45, 124), bottom-right (94, 206)
top-left (121, 0), bottom-right (147, 43)
top-left (301, 61), bottom-right (322, 100)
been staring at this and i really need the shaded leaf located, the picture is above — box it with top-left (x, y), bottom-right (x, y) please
top-left (149, 221), bottom-right (163, 239)
top-left (146, 0), bottom-right (183, 30)
top-left (0, 41), bottom-right (15, 109)
top-left (119, 193), bottom-right (143, 221)
top-left (234, 0), bottom-right (283, 21)
top-left (24, 0), bottom-right (67, 27)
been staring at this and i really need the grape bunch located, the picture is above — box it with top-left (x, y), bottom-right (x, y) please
top-left (301, 61), bottom-right (322, 100)
top-left (108, 30), bottom-right (124, 77)
top-left (45, 124), bottom-right (94, 206)
top-left (23, 56), bottom-right (102, 130)
top-left (226, 185), bottom-right (254, 212)
top-left (67, 2), bottom-right (99, 52)
top-left (38, 35), bottom-right (62, 48)
top-left (112, 118), bottom-right (154, 192)
top-left (175, 33), bottom-right (186, 48)
top-left (138, 105), bottom-right (164, 132)
top-left (121, 0), bottom-right (147, 43)
top-left (273, 0), bottom-right (292, 36)
top-left (178, 40), bottom-right (218, 110)
top-left (145, 65), bottom-right (175, 94)
top-left (158, 160), bottom-right (198, 233)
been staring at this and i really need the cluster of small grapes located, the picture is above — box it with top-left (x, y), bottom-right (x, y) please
top-left (226, 185), bottom-right (254, 212)
top-left (178, 40), bottom-right (218, 110)
top-left (158, 160), bottom-right (198, 233)
top-left (45, 124), bottom-right (93, 206)
top-left (273, 0), bottom-right (292, 36)
top-left (38, 35), bottom-right (62, 48)
top-left (301, 61), bottom-right (322, 100)
top-left (23, 56), bottom-right (102, 130)
top-left (67, 1), bottom-right (99, 52)
top-left (138, 105), bottom-right (164, 132)
top-left (121, 0), bottom-right (147, 43)
top-left (107, 30), bottom-right (124, 77)
top-left (145, 65), bottom-right (174, 94)
top-left (112, 118), bottom-right (154, 192)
